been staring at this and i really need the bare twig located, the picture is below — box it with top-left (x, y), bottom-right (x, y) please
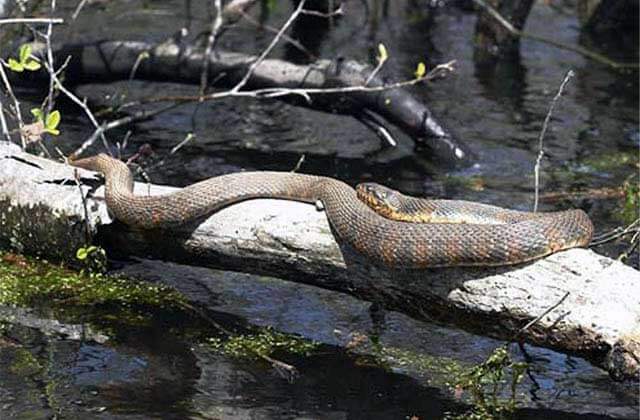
top-left (618, 230), bottom-right (639, 262)
top-left (0, 97), bottom-right (10, 142)
top-left (300, 4), bottom-right (343, 18)
top-left (129, 51), bottom-right (150, 81)
top-left (170, 132), bottom-right (196, 154)
top-left (515, 292), bottom-right (570, 338)
top-left (0, 18), bottom-right (64, 25)
top-left (365, 44), bottom-right (387, 86)
top-left (116, 130), bottom-right (133, 159)
top-left (0, 61), bottom-right (26, 148)
top-left (221, 0), bottom-right (259, 25)
top-left (72, 169), bottom-right (94, 244)
top-left (71, 0), bottom-right (89, 20)
top-left (239, 12), bottom-right (315, 60)
top-left (470, 0), bottom-right (639, 70)
top-left (290, 154), bottom-right (305, 172)
top-left (533, 69), bottom-right (574, 212)
top-left (355, 109), bottom-right (397, 147)
top-left (43, 0), bottom-right (58, 115)
top-left (231, 0), bottom-right (307, 93)
top-left (46, 63), bottom-right (111, 153)
top-left (72, 103), bottom-right (181, 158)
top-left (199, 0), bottom-right (224, 96)
top-left (590, 218), bottom-right (640, 246)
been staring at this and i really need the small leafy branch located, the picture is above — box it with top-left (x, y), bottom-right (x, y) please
top-left (366, 42), bottom-right (427, 86)
top-left (448, 345), bottom-right (528, 420)
top-left (76, 245), bottom-right (107, 275)
top-left (31, 108), bottom-right (61, 135)
top-left (19, 108), bottom-right (61, 145)
top-left (5, 44), bottom-right (41, 72)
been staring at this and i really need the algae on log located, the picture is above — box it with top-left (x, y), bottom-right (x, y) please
top-left (0, 143), bottom-right (638, 381)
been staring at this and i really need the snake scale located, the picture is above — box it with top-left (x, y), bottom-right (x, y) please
top-left (70, 154), bottom-right (594, 268)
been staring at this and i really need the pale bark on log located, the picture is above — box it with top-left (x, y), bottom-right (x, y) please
top-left (0, 142), bottom-right (638, 381)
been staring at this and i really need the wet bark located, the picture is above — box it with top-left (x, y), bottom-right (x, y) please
top-left (0, 142), bottom-right (638, 381)
top-left (13, 40), bottom-right (470, 166)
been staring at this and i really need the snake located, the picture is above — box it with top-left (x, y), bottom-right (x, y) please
top-left (70, 154), bottom-right (594, 268)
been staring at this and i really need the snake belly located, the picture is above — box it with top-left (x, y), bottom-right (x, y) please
top-left (70, 154), bottom-right (594, 268)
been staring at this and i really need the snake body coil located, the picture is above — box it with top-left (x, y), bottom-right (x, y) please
top-left (71, 154), bottom-right (594, 268)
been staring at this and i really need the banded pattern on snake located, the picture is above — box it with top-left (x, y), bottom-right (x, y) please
top-left (70, 154), bottom-right (593, 268)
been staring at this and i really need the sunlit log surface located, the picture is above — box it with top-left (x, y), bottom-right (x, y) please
top-left (1, 142), bottom-right (638, 381)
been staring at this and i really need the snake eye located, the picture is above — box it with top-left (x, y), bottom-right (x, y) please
top-left (373, 189), bottom-right (388, 202)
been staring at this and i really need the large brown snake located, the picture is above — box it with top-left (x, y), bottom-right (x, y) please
top-left (70, 154), bottom-right (594, 268)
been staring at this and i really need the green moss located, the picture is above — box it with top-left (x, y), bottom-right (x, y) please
top-left (208, 327), bottom-right (319, 360)
top-left (0, 251), bottom-right (185, 309)
top-left (360, 339), bottom-right (527, 420)
top-left (582, 151), bottom-right (638, 172)
top-left (370, 346), bottom-right (467, 386)
top-left (445, 345), bottom-right (528, 420)
top-left (0, 199), bottom-right (88, 262)
top-left (9, 348), bottom-right (43, 376)
top-left (616, 177), bottom-right (640, 225)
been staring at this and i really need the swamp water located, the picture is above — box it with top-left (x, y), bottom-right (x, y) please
top-left (0, 0), bottom-right (638, 418)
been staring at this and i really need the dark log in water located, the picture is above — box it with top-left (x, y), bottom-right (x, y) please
top-left (13, 40), bottom-right (471, 166)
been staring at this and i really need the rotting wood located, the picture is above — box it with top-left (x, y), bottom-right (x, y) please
top-left (0, 142), bottom-right (638, 381)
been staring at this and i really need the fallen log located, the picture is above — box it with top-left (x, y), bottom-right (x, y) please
top-left (0, 142), bottom-right (638, 381)
top-left (14, 40), bottom-right (470, 166)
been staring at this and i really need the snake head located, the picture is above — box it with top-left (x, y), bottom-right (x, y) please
top-left (356, 183), bottom-right (402, 218)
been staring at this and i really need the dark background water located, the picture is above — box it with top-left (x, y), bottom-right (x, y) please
top-left (0, 0), bottom-right (639, 418)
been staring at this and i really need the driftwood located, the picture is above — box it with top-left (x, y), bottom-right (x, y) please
top-left (0, 142), bottom-right (639, 381)
top-left (14, 40), bottom-right (470, 165)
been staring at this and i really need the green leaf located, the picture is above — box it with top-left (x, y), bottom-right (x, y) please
top-left (22, 59), bottom-right (41, 71)
top-left (44, 128), bottom-right (60, 136)
top-left (45, 110), bottom-right (61, 130)
top-left (19, 44), bottom-right (31, 63)
top-left (31, 108), bottom-right (44, 121)
top-left (415, 62), bottom-right (426, 79)
top-left (7, 58), bottom-right (24, 72)
top-left (30, 108), bottom-right (44, 121)
top-left (76, 248), bottom-right (88, 260)
top-left (377, 43), bottom-right (388, 64)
